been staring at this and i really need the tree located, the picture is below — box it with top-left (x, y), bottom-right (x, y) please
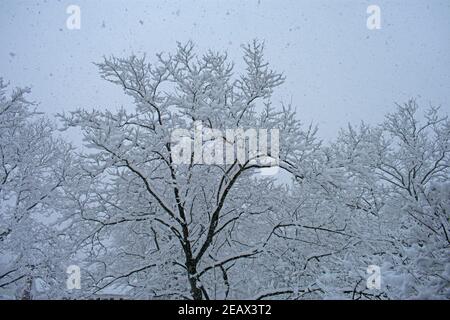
top-left (0, 79), bottom-right (73, 299)
top-left (370, 100), bottom-right (450, 299)
top-left (317, 100), bottom-right (450, 299)
top-left (3, 43), bottom-right (447, 300)
top-left (59, 41), bottom-right (323, 299)
top-left (251, 100), bottom-right (450, 299)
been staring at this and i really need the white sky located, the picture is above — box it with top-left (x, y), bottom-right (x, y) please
top-left (1, 0), bottom-right (449, 141)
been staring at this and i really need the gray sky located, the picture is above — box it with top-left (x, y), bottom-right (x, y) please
top-left (1, 0), bottom-right (449, 141)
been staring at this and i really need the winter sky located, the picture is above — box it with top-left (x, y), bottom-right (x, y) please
top-left (1, 0), bottom-right (449, 141)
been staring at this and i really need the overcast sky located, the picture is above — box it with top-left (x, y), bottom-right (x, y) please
top-left (1, 0), bottom-right (449, 141)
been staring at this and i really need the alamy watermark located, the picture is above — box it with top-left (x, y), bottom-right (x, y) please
top-left (171, 121), bottom-right (280, 175)
top-left (66, 265), bottom-right (81, 290)
top-left (66, 5), bottom-right (81, 30)
top-left (367, 5), bottom-right (381, 30)
top-left (366, 264), bottom-right (381, 290)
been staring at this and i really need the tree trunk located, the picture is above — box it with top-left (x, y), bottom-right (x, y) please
top-left (187, 261), bottom-right (203, 300)
top-left (20, 276), bottom-right (33, 300)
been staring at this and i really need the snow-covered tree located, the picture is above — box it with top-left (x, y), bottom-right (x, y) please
top-left (2, 42), bottom-right (448, 301)
top-left (314, 100), bottom-right (450, 299)
top-left (0, 79), bottom-right (73, 299)
top-left (58, 41), bottom-right (325, 299)
top-left (247, 100), bottom-right (449, 300)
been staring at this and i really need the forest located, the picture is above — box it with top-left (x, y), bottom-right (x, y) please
top-left (0, 41), bottom-right (449, 300)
